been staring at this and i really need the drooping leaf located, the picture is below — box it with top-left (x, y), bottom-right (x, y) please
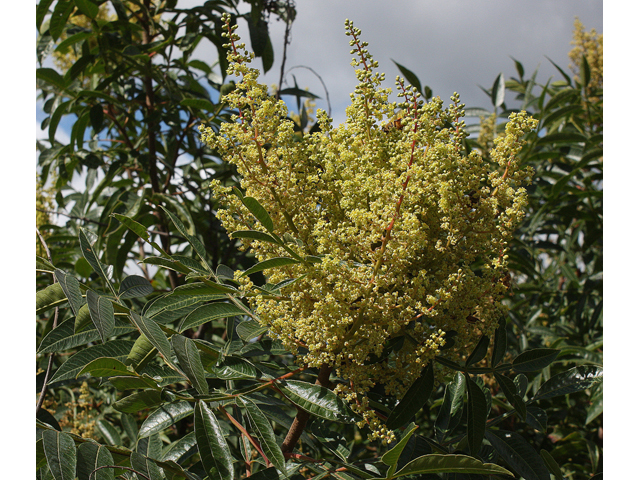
top-left (491, 319), bottom-right (508, 367)
top-left (465, 374), bottom-right (487, 456)
top-left (512, 348), bottom-right (560, 372)
top-left (49, 340), bottom-right (135, 383)
top-left (239, 397), bottom-right (287, 474)
top-left (42, 430), bottom-right (76, 480)
top-left (139, 402), bottom-right (195, 439)
top-left (76, 442), bottom-right (115, 480)
top-left (86, 289), bottom-right (116, 343)
top-left (386, 363), bottom-right (434, 429)
top-left (533, 365), bottom-right (603, 401)
top-left (280, 380), bottom-right (357, 423)
top-left (119, 275), bottom-right (154, 299)
top-left (391, 454), bottom-right (513, 478)
top-left (495, 373), bottom-right (527, 420)
top-left (485, 430), bottom-right (550, 480)
top-left (194, 400), bottom-right (234, 480)
top-left (172, 335), bottom-right (209, 395)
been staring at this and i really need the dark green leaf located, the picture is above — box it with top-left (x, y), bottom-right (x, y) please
top-left (381, 424), bottom-right (419, 476)
top-left (78, 357), bottom-right (131, 378)
top-left (129, 312), bottom-right (174, 368)
top-left (119, 275), bottom-right (154, 299)
top-left (180, 98), bottom-right (216, 111)
top-left (194, 400), bottom-right (234, 480)
top-left (525, 406), bottom-right (548, 432)
top-left (172, 335), bottom-right (209, 395)
top-left (42, 430), bottom-right (76, 480)
top-left (109, 375), bottom-right (160, 391)
top-left (130, 451), bottom-right (164, 480)
top-left (36, 283), bottom-right (67, 314)
top-left (465, 375), bottom-right (487, 456)
top-left (241, 196), bottom-right (274, 232)
top-left (37, 67), bottom-right (67, 90)
top-left (139, 402), bottom-right (195, 439)
top-left (392, 60), bottom-right (422, 94)
top-left (512, 349), bottom-right (560, 372)
top-left (79, 228), bottom-right (115, 293)
top-left (49, 340), bottom-right (135, 383)
top-left (240, 397), bottom-right (287, 474)
top-left (236, 319), bottom-right (268, 342)
top-left (96, 418), bottom-right (122, 446)
top-left (495, 373), bottom-right (527, 420)
top-left (76, 442), bottom-right (115, 480)
top-left (540, 449), bottom-right (564, 480)
top-left (38, 317), bottom-right (134, 354)
top-left (485, 430), bottom-right (550, 480)
top-left (533, 365), bottom-right (603, 401)
top-left (161, 431), bottom-right (197, 462)
top-left (54, 269), bottom-right (84, 315)
top-left (242, 257), bottom-right (300, 277)
top-left (36, 0), bottom-right (55, 31)
top-left (387, 363), bottom-right (434, 429)
top-left (210, 357), bottom-right (259, 380)
top-left (230, 230), bottom-right (280, 244)
top-left (435, 372), bottom-right (465, 443)
top-left (491, 319), bottom-right (507, 367)
top-left (392, 454), bottom-right (513, 478)
top-left (280, 380), bottom-right (356, 423)
top-left (86, 290), bottom-right (115, 343)
top-left (114, 389), bottom-right (164, 414)
top-left (465, 335), bottom-right (490, 367)
top-left (491, 73), bottom-right (505, 108)
top-left (179, 303), bottom-right (247, 333)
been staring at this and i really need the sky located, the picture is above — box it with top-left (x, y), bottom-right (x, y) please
top-left (186, 0), bottom-right (604, 125)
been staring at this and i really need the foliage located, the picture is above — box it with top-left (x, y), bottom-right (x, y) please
top-left (37, 5), bottom-right (603, 480)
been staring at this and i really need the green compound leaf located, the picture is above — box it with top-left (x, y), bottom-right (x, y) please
top-left (391, 454), bottom-right (513, 479)
top-left (42, 430), bottom-right (77, 480)
top-left (512, 348), bottom-right (560, 372)
top-left (239, 397), bottom-right (287, 474)
top-left (485, 430), bottom-right (550, 480)
top-left (465, 375), bottom-right (487, 456)
top-left (280, 380), bottom-right (357, 423)
top-left (119, 275), bottom-right (154, 299)
top-left (76, 442), bottom-right (115, 480)
top-left (172, 335), bottom-right (208, 395)
top-left (194, 400), bottom-right (234, 480)
top-left (386, 363), bottom-right (434, 429)
top-left (86, 289), bottom-right (115, 343)
top-left (139, 401), bottom-right (195, 439)
top-left (241, 257), bottom-right (300, 277)
top-left (54, 269), bottom-right (84, 315)
top-left (179, 302), bottom-right (247, 333)
top-left (533, 365), bottom-right (603, 401)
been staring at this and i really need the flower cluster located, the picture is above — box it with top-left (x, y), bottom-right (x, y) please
top-left (200, 15), bottom-right (537, 441)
